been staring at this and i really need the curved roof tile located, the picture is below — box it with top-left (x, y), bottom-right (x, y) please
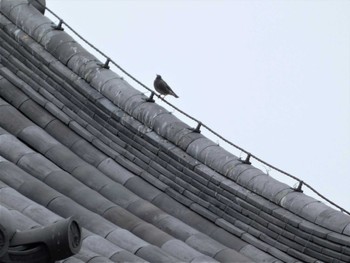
top-left (0, 1), bottom-right (349, 262)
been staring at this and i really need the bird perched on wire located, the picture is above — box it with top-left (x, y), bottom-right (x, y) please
top-left (153, 75), bottom-right (179, 98)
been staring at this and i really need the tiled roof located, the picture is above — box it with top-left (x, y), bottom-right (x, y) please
top-left (0, 1), bottom-right (349, 262)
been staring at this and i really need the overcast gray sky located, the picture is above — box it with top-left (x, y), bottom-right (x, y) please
top-left (46, 0), bottom-right (350, 211)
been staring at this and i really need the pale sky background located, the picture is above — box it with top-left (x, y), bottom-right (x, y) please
top-left (46, 1), bottom-right (350, 212)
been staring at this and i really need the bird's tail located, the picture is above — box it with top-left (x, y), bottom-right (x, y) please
top-left (171, 90), bottom-right (179, 98)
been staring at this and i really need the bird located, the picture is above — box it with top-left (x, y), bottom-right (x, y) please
top-left (153, 75), bottom-right (179, 98)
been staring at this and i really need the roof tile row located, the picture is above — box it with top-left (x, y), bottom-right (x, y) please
top-left (1, 1), bottom-right (349, 262)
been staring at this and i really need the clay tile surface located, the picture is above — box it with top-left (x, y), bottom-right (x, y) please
top-left (0, 1), bottom-right (349, 262)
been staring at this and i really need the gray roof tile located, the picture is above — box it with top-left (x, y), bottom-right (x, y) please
top-left (0, 0), bottom-right (27, 18)
top-left (315, 208), bottom-right (350, 234)
top-left (187, 137), bottom-right (218, 159)
top-left (0, 75), bottom-right (30, 108)
top-left (134, 245), bottom-right (178, 263)
top-left (1, 2), bottom-right (349, 262)
top-left (177, 132), bottom-right (204, 150)
top-left (185, 232), bottom-right (226, 257)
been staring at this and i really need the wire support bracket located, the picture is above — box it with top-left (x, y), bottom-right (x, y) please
top-left (98, 58), bottom-right (111, 69)
top-left (294, 181), bottom-right (304, 193)
top-left (145, 92), bottom-right (155, 103)
top-left (52, 19), bottom-right (64, 31)
top-left (190, 122), bottom-right (202, 133)
top-left (240, 153), bottom-right (252, 165)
